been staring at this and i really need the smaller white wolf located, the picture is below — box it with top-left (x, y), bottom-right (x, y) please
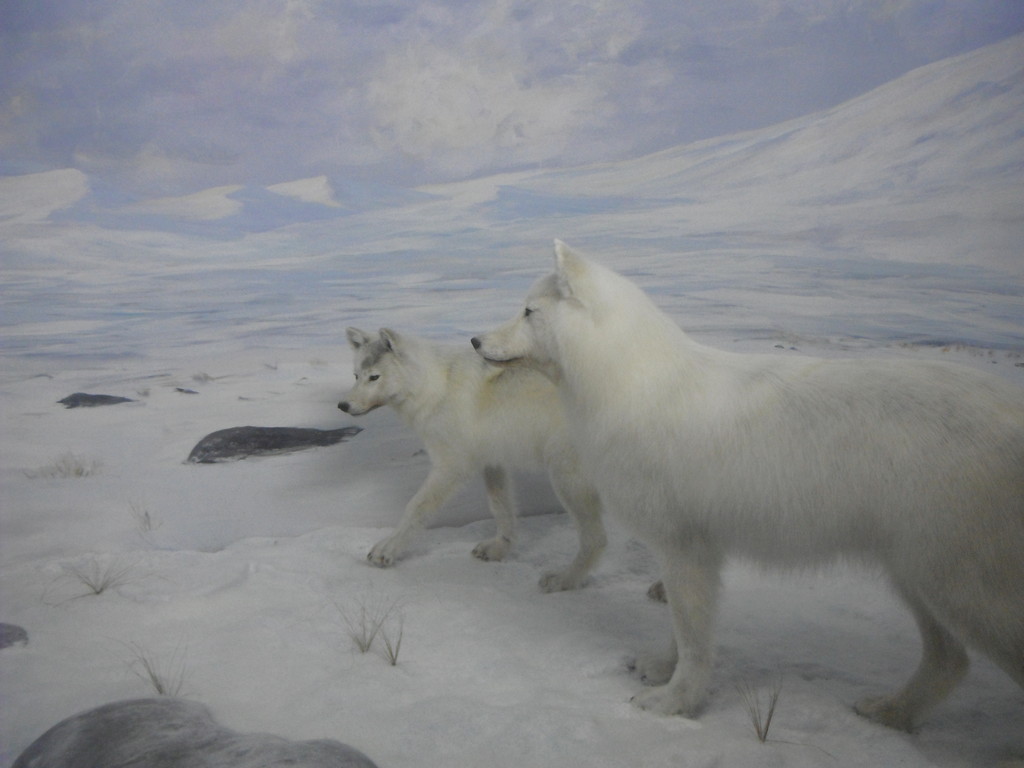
top-left (338, 327), bottom-right (606, 592)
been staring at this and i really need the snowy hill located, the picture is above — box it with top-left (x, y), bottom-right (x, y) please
top-left (0, 173), bottom-right (434, 240)
top-left (540, 32), bottom-right (1023, 200)
top-left (423, 32), bottom-right (1024, 274)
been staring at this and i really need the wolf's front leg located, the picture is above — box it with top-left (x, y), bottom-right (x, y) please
top-left (539, 465), bottom-right (606, 591)
top-left (368, 466), bottom-right (464, 567)
top-left (631, 544), bottom-right (722, 717)
top-left (471, 465), bottom-right (517, 561)
top-left (633, 638), bottom-right (677, 686)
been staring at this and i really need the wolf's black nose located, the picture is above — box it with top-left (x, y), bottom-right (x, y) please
top-left (471, 337), bottom-right (481, 350)
top-left (338, 401), bottom-right (350, 412)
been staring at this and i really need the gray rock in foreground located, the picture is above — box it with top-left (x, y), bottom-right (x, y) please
top-left (187, 425), bottom-right (362, 463)
top-left (14, 698), bottom-right (379, 768)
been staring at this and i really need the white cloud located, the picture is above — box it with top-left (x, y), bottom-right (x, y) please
top-left (366, 42), bottom-right (603, 176)
top-left (266, 175), bottom-right (341, 207)
top-left (364, 0), bottom-right (645, 177)
top-left (122, 185), bottom-right (244, 220)
top-left (206, 0), bottom-right (318, 64)
top-left (0, 169), bottom-right (89, 223)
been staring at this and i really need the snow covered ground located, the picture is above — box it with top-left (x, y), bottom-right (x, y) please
top-left (2, 36), bottom-right (1023, 767)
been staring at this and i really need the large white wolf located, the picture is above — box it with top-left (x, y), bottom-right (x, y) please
top-left (338, 327), bottom-right (606, 592)
top-left (472, 241), bottom-right (1024, 730)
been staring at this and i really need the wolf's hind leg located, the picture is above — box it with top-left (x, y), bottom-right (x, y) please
top-left (855, 586), bottom-right (968, 731)
top-left (472, 465), bottom-right (516, 561)
top-left (539, 466), bottom-right (607, 592)
top-left (368, 466), bottom-right (465, 567)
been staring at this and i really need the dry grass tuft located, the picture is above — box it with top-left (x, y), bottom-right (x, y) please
top-left (26, 452), bottom-right (101, 479)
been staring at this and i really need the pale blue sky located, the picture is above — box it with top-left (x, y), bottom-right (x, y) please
top-left (3, 0), bottom-right (1022, 195)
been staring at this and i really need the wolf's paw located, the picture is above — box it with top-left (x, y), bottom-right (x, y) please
top-left (538, 569), bottom-right (585, 593)
top-left (631, 652), bottom-right (676, 686)
top-left (630, 684), bottom-right (701, 717)
top-left (367, 537), bottom-right (402, 568)
top-left (472, 537), bottom-right (510, 562)
top-left (854, 695), bottom-right (916, 732)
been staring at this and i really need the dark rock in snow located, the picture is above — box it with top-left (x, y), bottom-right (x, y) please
top-left (0, 623), bottom-right (28, 648)
top-left (187, 426), bottom-right (362, 463)
top-left (58, 393), bottom-right (135, 408)
top-left (13, 698), bottom-right (380, 768)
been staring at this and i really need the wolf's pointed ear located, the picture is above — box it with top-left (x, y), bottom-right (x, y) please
top-left (346, 327), bottom-right (372, 349)
top-left (553, 239), bottom-right (587, 300)
top-left (379, 328), bottom-right (401, 353)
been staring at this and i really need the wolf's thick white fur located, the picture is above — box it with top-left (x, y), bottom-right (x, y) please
top-left (339, 327), bottom-right (606, 592)
top-left (473, 241), bottom-right (1024, 730)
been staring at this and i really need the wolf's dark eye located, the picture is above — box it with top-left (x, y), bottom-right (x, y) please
top-left (369, 374), bottom-right (380, 382)
top-left (523, 308), bottom-right (534, 318)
